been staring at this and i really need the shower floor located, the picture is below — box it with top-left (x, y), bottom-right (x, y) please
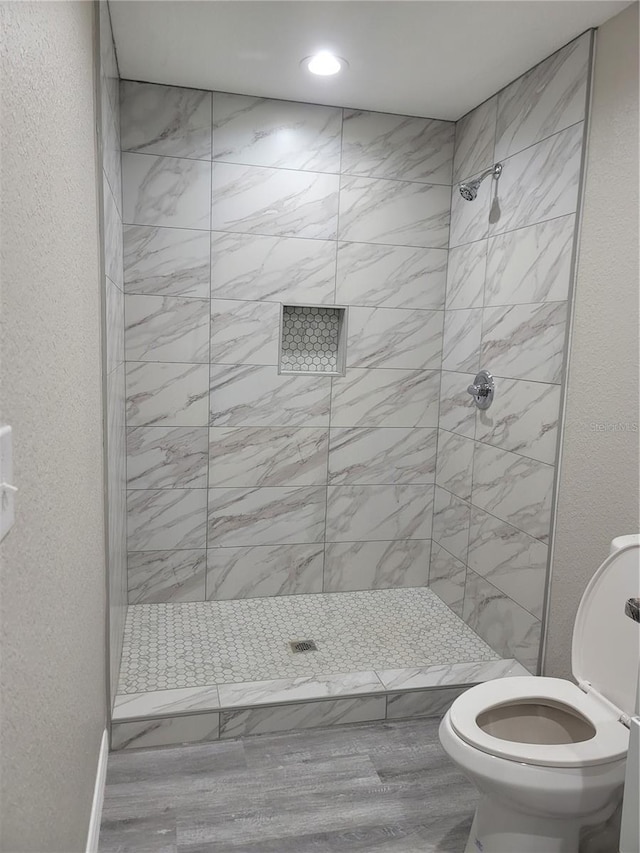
top-left (112, 588), bottom-right (530, 748)
top-left (117, 587), bottom-right (499, 695)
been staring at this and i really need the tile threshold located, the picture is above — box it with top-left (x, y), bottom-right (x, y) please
top-left (112, 658), bottom-right (529, 722)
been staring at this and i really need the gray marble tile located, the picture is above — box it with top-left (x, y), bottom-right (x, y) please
top-left (101, 72), bottom-right (121, 215)
top-left (480, 302), bottom-right (567, 383)
top-left (213, 92), bottom-right (342, 172)
top-left (453, 96), bottom-right (497, 182)
top-left (324, 540), bottom-right (431, 591)
top-left (441, 308), bottom-right (482, 372)
top-left (210, 231), bottom-right (336, 304)
top-left (113, 685), bottom-right (221, 720)
top-left (346, 306), bottom-right (443, 370)
top-left (435, 430), bottom-right (475, 502)
top-left (475, 377), bottom-right (561, 464)
top-left (485, 214), bottom-right (575, 306)
top-left (210, 299), bottom-right (280, 366)
top-left (99, 0), bottom-right (118, 117)
top-left (127, 488), bottom-right (208, 550)
top-left (431, 486), bottom-right (470, 564)
top-left (468, 506), bottom-right (548, 619)
top-left (376, 659), bottom-right (528, 691)
top-left (495, 33), bottom-right (590, 161)
top-left (325, 484), bottom-right (433, 542)
top-left (123, 225), bottom-right (210, 298)
top-left (338, 175), bottom-right (450, 248)
top-left (219, 696), bottom-right (386, 739)
top-left (489, 122), bottom-right (584, 236)
top-left (111, 713), bottom-right (219, 750)
top-left (449, 171), bottom-right (493, 248)
top-left (446, 240), bottom-right (487, 310)
top-left (428, 542), bottom-right (466, 616)
top-left (210, 364), bottom-right (331, 427)
top-left (335, 242), bottom-right (446, 310)
top-left (328, 426), bottom-right (436, 485)
top-left (386, 687), bottom-right (465, 720)
top-left (209, 426), bottom-right (328, 487)
top-left (127, 549), bottom-right (207, 603)
top-left (126, 361), bottom-right (209, 427)
top-left (120, 81), bottom-right (212, 160)
top-left (218, 671), bottom-right (384, 709)
top-left (438, 371), bottom-right (476, 438)
top-left (342, 109), bottom-right (454, 184)
top-left (124, 294), bottom-right (209, 363)
top-left (106, 277), bottom-right (124, 374)
top-left (208, 486), bottom-right (327, 547)
top-left (211, 162), bottom-right (339, 239)
top-left (463, 569), bottom-right (541, 672)
top-left (471, 442), bottom-right (555, 541)
top-left (331, 368), bottom-right (440, 428)
top-left (106, 367), bottom-right (126, 481)
top-left (122, 152), bottom-right (211, 229)
top-left (126, 425), bottom-right (208, 489)
top-left (106, 362), bottom-right (127, 701)
top-left (103, 176), bottom-right (123, 288)
top-left (206, 543), bottom-right (324, 600)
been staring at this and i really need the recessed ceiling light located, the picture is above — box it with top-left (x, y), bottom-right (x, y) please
top-left (303, 51), bottom-right (345, 76)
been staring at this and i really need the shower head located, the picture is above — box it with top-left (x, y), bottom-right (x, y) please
top-left (459, 181), bottom-right (479, 201)
top-left (459, 163), bottom-right (502, 201)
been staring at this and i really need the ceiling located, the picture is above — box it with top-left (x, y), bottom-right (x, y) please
top-left (109, 1), bottom-right (630, 121)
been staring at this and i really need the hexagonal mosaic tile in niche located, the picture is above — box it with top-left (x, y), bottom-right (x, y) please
top-left (280, 305), bottom-right (346, 375)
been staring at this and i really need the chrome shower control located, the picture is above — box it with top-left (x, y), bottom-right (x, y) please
top-left (466, 370), bottom-right (495, 410)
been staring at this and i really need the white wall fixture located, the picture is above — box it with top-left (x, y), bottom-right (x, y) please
top-left (0, 425), bottom-right (17, 542)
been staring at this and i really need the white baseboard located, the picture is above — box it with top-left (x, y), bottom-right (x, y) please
top-left (85, 729), bottom-right (109, 853)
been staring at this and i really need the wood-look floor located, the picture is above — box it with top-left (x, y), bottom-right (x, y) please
top-left (99, 718), bottom-right (477, 852)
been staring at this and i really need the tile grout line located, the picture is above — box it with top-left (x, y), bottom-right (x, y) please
top-left (122, 145), bottom-right (455, 187)
top-left (204, 89), bottom-right (214, 602)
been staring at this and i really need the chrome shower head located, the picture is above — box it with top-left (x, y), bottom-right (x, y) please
top-left (458, 162), bottom-right (502, 201)
top-left (459, 181), bottom-right (479, 201)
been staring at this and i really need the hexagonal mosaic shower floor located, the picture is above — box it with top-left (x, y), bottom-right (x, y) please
top-left (118, 588), bottom-right (498, 694)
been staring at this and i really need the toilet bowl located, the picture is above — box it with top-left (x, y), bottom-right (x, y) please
top-left (439, 537), bottom-right (640, 853)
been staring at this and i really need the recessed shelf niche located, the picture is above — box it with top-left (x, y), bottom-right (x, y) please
top-left (279, 304), bottom-right (347, 376)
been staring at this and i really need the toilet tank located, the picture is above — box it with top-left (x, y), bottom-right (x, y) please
top-left (610, 534), bottom-right (640, 555)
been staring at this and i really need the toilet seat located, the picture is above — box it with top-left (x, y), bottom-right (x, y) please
top-left (449, 676), bottom-right (629, 768)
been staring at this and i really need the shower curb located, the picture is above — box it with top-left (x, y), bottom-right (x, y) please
top-left (110, 658), bottom-right (528, 750)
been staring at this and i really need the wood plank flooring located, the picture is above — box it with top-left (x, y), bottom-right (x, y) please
top-left (99, 717), bottom-right (477, 852)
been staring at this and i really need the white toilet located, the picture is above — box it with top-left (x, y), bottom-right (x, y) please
top-left (439, 536), bottom-right (640, 853)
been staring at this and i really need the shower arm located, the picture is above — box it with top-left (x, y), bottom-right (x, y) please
top-left (477, 163), bottom-right (502, 183)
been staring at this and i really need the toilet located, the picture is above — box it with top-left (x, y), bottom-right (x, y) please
top-left (439, 536), bottom-right (640, 853)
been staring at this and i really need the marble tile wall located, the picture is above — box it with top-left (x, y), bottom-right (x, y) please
top-left (120, 83), bottom-right (454, 604)
top-left (429, 32), bottom-right (592, 673)
top-left (99, 2), bottom-right (127, 706)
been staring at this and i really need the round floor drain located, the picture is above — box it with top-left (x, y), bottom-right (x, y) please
top-left (290, 640), bottom-right (318, 653)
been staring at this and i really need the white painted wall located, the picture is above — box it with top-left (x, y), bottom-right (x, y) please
top-left (0, 2), bottom-right (107, 849)
top-left (544, 2), bottom-right (639, 678)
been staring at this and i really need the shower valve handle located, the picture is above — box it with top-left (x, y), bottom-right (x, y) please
top-left (466, 370), bottom-right (495, 410)
top-left (467, 383), bottom-right (490, 397)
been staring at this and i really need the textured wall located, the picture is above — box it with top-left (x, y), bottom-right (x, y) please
top-left (429, 32), bottom-right (592, 672)
top-left (0, 2), bottom-right (106, 850)
top-left (98, 0), bottom-right (127, 706)
top-left (119, 84), bottom-right (455, 604)
top-left (545, 4), bottom-right (640, 678)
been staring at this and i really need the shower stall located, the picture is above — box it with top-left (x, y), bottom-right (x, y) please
top-left (98, 3), bottom-right (595, 748)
